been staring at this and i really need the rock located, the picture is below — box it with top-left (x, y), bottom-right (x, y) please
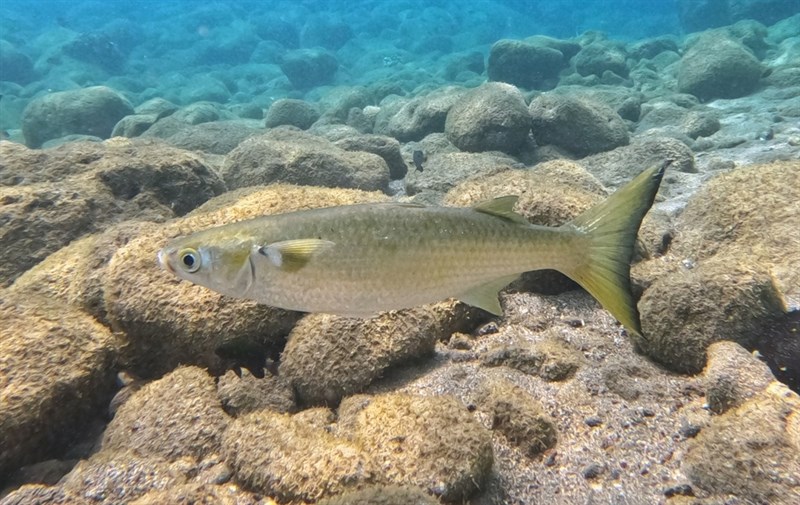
top-left (444, 82), bottom-right (531, 154)
top-left (21, 86), bottom-right (134, 148)
top-left (475, 376), bottom-right (558, 456)
top-left (580, 137), bottom-right (696, 187)
top-left (0, 40), bottom-right (35, 85)
top-left (103, 184), bottom-right (385, 377)
top-left (0, 484), bottom-right (72, 505)
top-left (405, 151), bottom-right (519, 196)
top-left (102, 366), bottom-right (229, 460)
top-left (574, 41), bottom-right (629, 78)
top-left (677, 0), bottom-right (731, 33)
top-left (529, 94), bottom-right (629, 157)
top-left (334, 134), bottom-right (407, 179)
top-left (638, 256), bottom-right (786, 374)
top-left (280, 48), bottom-right (338, 89)
top-left (672, 160), bottom-right (800, 296)
top-left (444, 50), bottom-right (485, 80)
top-left (222, 134), bottom-right (390, 192)
top-left (162, 120), bottom-right (262, 154)
top-left (217, 370), bottom-right (297, 416)
top-left (444, 160), bottom-right (605, 226)
top-left (341, 393), bottom-right (493, 501)
top-left (0, 295), bottom-right (117, 478)
top-left (629, 36), bottom-right (679, 60)
top-left (61, 451), bottom-right (188, 503)
top-left (375, 87), bottom-right (466, 142)
top-left (481, 333), bottom-right (584, 382)
top-left (524, 35), bottom-right (582, 60)
top-left (111, 113), bottom-right (160, 138)
top-left (129, 483), bottom-right (266, 505)
top-left (61, 31), bottom-right (126, 72)
top-left (677, 33), bottom-right (763, 101)
top-left (8, 221), bottom-right (158, 324)
top-left (253, 16), bottom-right (299, 48)
top-left (487, 39), bottom-right (565, 90)
top-left (684, 382), bottom-right (800, 504)
top-left (279, 302), bottom-right (485, 406)
top-left (316, 484), bottom-right (440, 505)
top-left (703, 341), bottom-right (775, 414)
top-left (264, 98), bottom-right (320, 129)
top-left (316, 86), bottom-right (370, 124)
top-left (301, 17), bottom-right (353, 51)
top-left (0, 138), bottom-right (223, 287)
top-left (222, 410), bottom-right (374, 502)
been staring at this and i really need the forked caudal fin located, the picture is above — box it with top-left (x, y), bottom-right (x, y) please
top-left (563, 161), bottom-right (669, 337)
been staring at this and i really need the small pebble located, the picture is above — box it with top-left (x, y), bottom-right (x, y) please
top-left (582, 463), bottom-right (604, 479)
top-left (584, 416), bottom-right (603, 427)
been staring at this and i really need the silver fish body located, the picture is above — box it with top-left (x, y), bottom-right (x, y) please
top-left (159, 163), bottom-right (668, 334)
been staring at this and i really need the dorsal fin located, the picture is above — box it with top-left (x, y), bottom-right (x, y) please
top-left (473, 196), bottom-right (528, 224)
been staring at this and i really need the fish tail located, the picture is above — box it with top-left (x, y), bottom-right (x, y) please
top-left (561, 161), bottom-right (669, 336)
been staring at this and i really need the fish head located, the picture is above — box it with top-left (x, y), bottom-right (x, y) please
top-left (158, 231), bottom-right (256, 298)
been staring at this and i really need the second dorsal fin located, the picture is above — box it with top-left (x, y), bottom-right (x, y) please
top-left (473, 195), bottom-right (528, 224)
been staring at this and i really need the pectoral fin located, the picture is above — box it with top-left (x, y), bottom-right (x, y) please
top-left (458, 275), bottom-right (518, 315)
top-left (257, 238), bottom-right (335, 272)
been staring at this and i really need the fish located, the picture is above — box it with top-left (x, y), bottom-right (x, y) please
top-left (159, 162), bottom-right (668, 336)
top-left (412, 149), bottom-right (425, 172)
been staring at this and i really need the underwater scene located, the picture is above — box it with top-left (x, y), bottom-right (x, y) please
top-left (1, 0), bottom-right (800, 503)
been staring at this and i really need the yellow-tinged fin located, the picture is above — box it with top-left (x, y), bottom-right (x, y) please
top-left (258, 239), bottom-right (335, 272)
top-left (473, 196), bottom-right (529, 225)
top-left (563, 161), bottom-right (669, 336)
top-left (458, 275), bottom-right (519, 315)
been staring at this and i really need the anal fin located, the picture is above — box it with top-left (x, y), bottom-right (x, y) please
top-left (457, 275), bottom-right (518, 315)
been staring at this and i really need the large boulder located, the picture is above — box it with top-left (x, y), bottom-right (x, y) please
top-left (405, 151), bottom-right (519, 196)
top-left (445, 82), bottom-right (531, 154)
top-left (222, 132), bottom-right (390, 192)
top-left (487, 39), bottom-right (565, 90)
top-left (677, 33), bottom-right (763, 101)
top-left (375, 87), bottom-right (466, 142)
top-left (0, 40), bottom-right (35, 85)
top-left (21, 86), bottom-right (134, 148)
top-left (529, 94), bottom-right (629, 157)
top-left (574, 41), bottom-right (629, 78)
top-left (264, 98), bottom-right (320, 129)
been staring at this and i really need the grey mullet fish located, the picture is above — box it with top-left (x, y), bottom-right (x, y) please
top-left (159, 162), bottom-right (668, 335)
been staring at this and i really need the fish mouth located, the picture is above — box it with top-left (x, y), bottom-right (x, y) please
top-left (157, 248), bottom-right (175, 274)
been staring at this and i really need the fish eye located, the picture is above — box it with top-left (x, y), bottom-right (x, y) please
top-left (178, 248), bottom-right (201, 273)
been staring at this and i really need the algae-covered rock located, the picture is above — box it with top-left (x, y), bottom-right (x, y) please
top-left (684, 382), bottom-right (800, 504)
top-left (0, 138), bottom-right (225, 286)
top-left (0, 295), bottom-right (117, 478)
top-left (222, 134), bottom-right (389, 192)
top-left (316, 484), bottom-right (440, 505)
top-left (162, 120), bottom-right (263, 155)
top-left (21, 86), bottom-right (134, 148)
top-left (217, 370), bottom-right (297, 416)
top-left (334, 134), bottom-right (407, 180)
top-left (279, 301), bottom-right (484, 406)
top-left (677, 33), bottom-right (763, 101)
top-left (574, 41), bottom-right (629, 78)
top-left (222, 410), bottom-right (375, 502)
top-left (104, 184), bottom-right (385, 377)
top-left (487, 39), bottom-right (565, 90)
top-left (8, 221), bottom-right (158, 324)
top-left (481, 333), bottom-right (584, 382)
top-left (475, 376), bottom-right (558, 456)
top-left (702, 341), bottom-right (775, 414)
top-left (580, 136), bottom-right (696, 187)
top-left (445, 82), bottom-right (531, 154)
top-left (529, 94), bottom-right (629, 157)
top-left (61, 451), bottom-right (188, 504)
top-left (638, 256), bottom-right (786, 374)
top-left (102, 366), bottom-right (229, 460)
top-left (376, 87), bottom-right (465, 142)
top-left (343, 393), bottom-right (493, 501)
top-left (264, 98), bottom-right (320, 129)
top-left (0, 484), bottom-right (72, 505)
top-left (129, 482), bottom-right (266, 505)
top-left (405, 151), bottom-right (519, 196)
